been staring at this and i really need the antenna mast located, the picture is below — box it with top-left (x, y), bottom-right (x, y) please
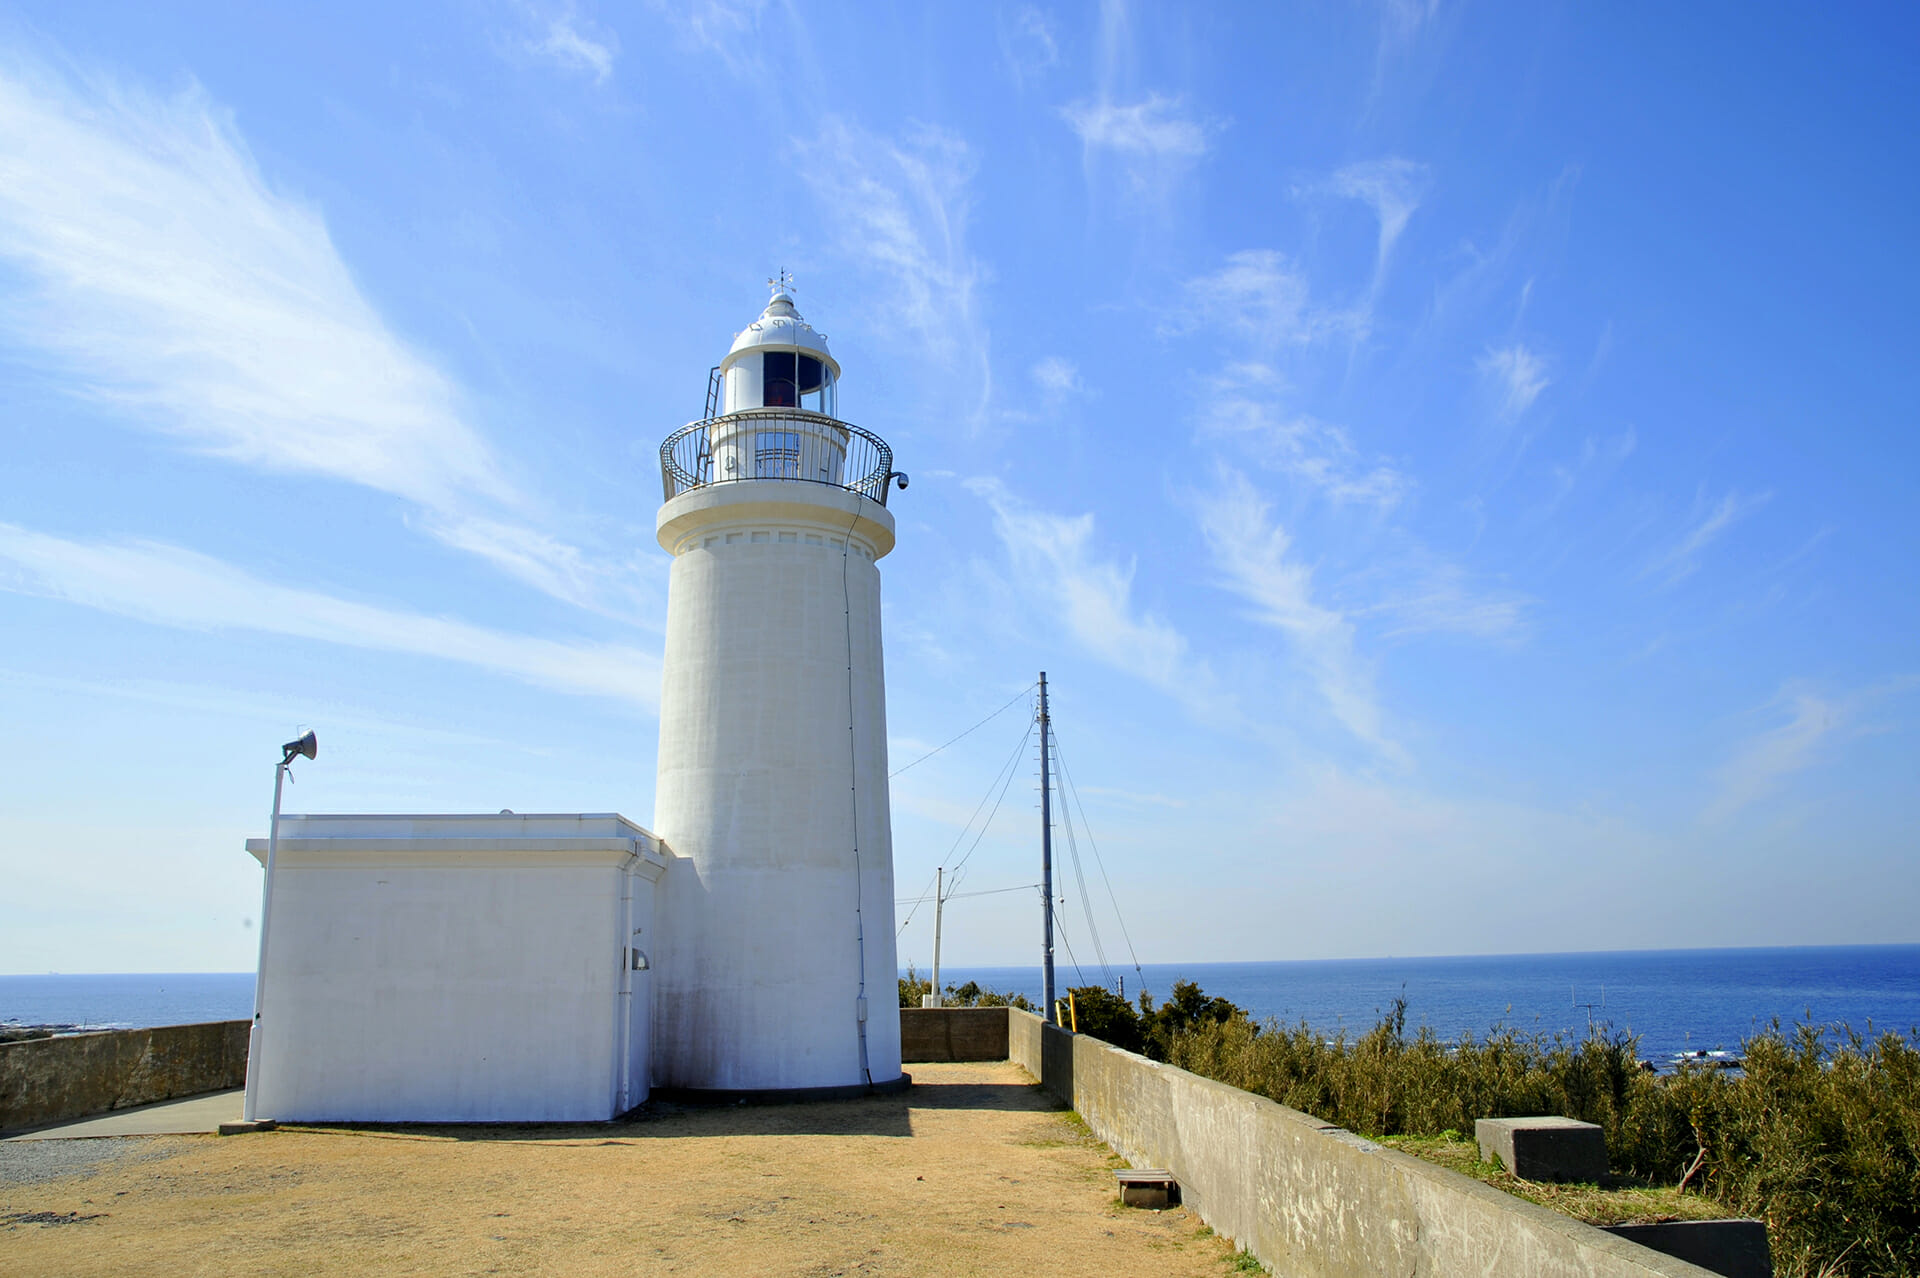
top-left (1039, 672), bottom-right (1056, 1024)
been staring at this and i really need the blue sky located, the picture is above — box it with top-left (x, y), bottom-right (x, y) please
top-left (1, 2), bottom-right (1915, 977)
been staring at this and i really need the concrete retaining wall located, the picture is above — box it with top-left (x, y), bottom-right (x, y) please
top-left (899, 1007), bottom-right (1010, 1062)
top-left (1008, 1008), bottom-right (1718, 1278)
top-left (0, 1020), bottom-right (250, 1133)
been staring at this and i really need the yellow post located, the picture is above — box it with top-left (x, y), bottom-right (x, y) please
top-left (1068, 991), bottom-right (1078, 1033)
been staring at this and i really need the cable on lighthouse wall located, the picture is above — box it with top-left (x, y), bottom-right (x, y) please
top-left (839, 503), bottom-right (873, 1087)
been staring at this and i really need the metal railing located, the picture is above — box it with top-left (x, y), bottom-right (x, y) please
top-left (660, 409), bottom-right (904, 506)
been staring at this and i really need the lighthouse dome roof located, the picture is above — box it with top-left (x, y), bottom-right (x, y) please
top-left (723, 288), bottom-right (839, 376)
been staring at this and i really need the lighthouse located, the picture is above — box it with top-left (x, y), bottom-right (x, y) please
top-left (650, 281), bottom-right (908, 1095)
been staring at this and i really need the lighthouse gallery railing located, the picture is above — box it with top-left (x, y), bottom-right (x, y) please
top-left (660, 409), bottom-right (898, 506)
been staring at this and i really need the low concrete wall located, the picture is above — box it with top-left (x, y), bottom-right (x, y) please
top-left (899, 1006), bottom-right (1010, 1062)
top-left (1008, 1009), bottom-right (1718, 1278)
top-left (0, 1020), bottom-right (250, 1133)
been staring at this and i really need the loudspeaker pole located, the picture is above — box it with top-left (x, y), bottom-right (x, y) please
top-left (245, 760), bottom-right (289, 1122)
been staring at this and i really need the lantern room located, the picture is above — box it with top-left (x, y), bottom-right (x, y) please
top-left (719, 287), bottom-right (840, 418)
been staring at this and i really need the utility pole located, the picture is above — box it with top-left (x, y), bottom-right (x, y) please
top-left (1039, 672), bottom-right (1056, 1024)
top-left (929, 866), bottom-right (944, 1008)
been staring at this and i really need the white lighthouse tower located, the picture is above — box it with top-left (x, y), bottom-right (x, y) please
top-left (650, 280), bottom-right (907, 1095)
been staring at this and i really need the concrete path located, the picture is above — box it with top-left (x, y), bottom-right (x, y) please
top-left (3, 1090), bottom-right (242, 1141)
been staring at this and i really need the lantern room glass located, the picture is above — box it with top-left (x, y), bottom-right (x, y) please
top-left (761, 351), bottom-right (835, 417)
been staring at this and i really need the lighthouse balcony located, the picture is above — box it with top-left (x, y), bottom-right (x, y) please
top-left (661, 409), bottom-right (900, 506)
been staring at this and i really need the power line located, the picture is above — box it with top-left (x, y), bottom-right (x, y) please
top-left (1053, 905), bottom-right (1088, 991)
top-left (1051, 725), bottom-right (1148, 999)
top-left (894, 882), bottom-right (1039, 906)
top-left (1051, 729), bottom-right (1112, 986)
top-left (897, 713), bottom-right (1031, 932)
top-left (946, 717), bottom-right (1035, 889)
top-left (897, 713), bottom-right (1035, 936)
top-left (889, 683), bottom-right (1036, 779)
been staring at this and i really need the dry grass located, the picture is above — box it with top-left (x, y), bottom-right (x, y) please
top-left (1377, 1132), bottom-right (1734, 1227)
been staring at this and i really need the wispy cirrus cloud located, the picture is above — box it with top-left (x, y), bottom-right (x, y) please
top-left (967, 478), bottom-right (1204, 705)
top-left (527, 6), bottom-right (619, 83)
top-left (1369, 0), bottom-right (1441, 111)
top-left (1032, 356), bottom-right (1082, 398)
top-left (1062, 93), bottom-right (1212, 158)
top-left (1478, 343), bottom-right (1550, 419)
top-left (0, 55), bottom-right (635, 616)
top-left (1166, 247), bottom-right (1525, 756)
top-left (1543, 427), bottom-right (1637, 513)
top-left (1195, 472), bottom-right (1396, 756)
top-left (1703, 679), bottom-right (1917, 823)
top-left (1166, 250), bottom-right (1360, 349)
top-left (1324, 157), bottom-right (1430, 301)
top-left (0, 523), bottom-right (661, 710)
top-left (799, 118), bottom-right (991, 418)
top-left (1199, 363), bottom-right (1410, 508)
top-left (1645, 487), bottom-right (1772, 584)
top-left (650, 0), bottom-right (772, 76)
top-left (1062, 93), bottom-right (1218, 196)
top-left (1705, 690), bottom-right (1840, 824)
top-left (0, 62), bottom-right (506, 511)
top-left (1174, 252), bottom-right (1404, 510)
top-left (1001, 6), bottom-right (1060, 86)
top-left (1351, 555), bottom-right (1529, 641)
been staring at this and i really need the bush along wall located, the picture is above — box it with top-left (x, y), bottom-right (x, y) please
top-left (1066, 981), bottom-right (1918, 1278)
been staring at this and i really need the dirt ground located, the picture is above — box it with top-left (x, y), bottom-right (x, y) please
top-left (1, 1061), bottom-right (1247, 1277)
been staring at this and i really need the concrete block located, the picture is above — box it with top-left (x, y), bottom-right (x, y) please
top-left (1603, 1221), bottom-right (1772, 1278)
top-left (218, 1120), bottom-right (278, 1136)
top-left (1116, 1169), bottom-right (1179, 1209)
top-left (1476, 1116), bottom-right (1608, 1182)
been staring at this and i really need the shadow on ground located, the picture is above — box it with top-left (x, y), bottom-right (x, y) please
top-left (272, 1070), bottom-right (1060, 1144)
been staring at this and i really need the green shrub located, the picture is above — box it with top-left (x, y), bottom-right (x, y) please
top-left (1066, 984), bottom-right (1146, 1054)
top-left (1138, 979), bottom-right (1248, 1061)
top-left (898, 967), bottom-right (1034, 1011)
top-left (1086, 984), bottom-right (1919, 1278)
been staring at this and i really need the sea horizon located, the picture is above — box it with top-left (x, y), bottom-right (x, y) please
top-left (914, 943), bottom-right (1920, 1066)
top-left (11, 937), bottom-right (1920, 979)
top-left (8, 943), bottom-right (1918, 1067)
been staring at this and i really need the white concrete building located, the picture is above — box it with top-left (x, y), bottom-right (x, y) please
top-left (244, 814), bottom-right (663, 1122)
top-left (242, 284), bottom-right (908, 1120)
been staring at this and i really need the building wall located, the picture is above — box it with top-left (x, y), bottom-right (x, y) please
top-left (651, 483), bottom-right (902, 1092)
top-left (248, 814), bottom-right (659, 1123)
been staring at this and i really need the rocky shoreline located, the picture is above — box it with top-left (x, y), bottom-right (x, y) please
top-left (0, 1025), bottom-right (84, 1044)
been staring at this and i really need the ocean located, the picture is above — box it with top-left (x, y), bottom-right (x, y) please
top-left (0, 972), bottom-right (256, 1033)
top-left (6, 946), bottom-right (1917, 1066)
top-left (919, 945), bottom-right (1920, 1065)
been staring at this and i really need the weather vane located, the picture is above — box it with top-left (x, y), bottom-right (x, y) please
top-left (768, 268), bottom-right (795, 297)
